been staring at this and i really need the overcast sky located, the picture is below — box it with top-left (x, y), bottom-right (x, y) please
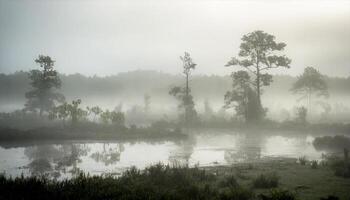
top-left (0, 0), bottom-right (349, 77)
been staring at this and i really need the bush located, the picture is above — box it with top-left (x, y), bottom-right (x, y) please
top-left (0, 163), bottom-right (257, 200)
top-left (258, 189), bottom-right (296, 200)
top-left (298, 156), bottom-right (307, 165)
top-left (219, 175), bottom-right (239, 188)
top-left (253, 173), bottom-right (279, 189)
top-left (219, 187), bottom-right (253, 200)
top-left (313, 136), bottom-right (350, 152)
top-left (311, 160), bottom-right (318, 169)
top-left (330, 160), bottom-right (350, 178)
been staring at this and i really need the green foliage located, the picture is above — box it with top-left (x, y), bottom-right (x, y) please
top-left (25, 55), bottom-right (64, 115)
top-left (253, 173), bottom-right (279, 189)
top-left (226, 30), bottom-right (291, 120)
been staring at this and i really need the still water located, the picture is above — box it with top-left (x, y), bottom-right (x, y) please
top-left (0, 131), bottom-right (328, 179)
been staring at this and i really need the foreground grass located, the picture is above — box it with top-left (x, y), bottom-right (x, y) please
top-left (1, 159), bottom-right (350, 200)
top-left (203, 158), bottom-right (350, 200)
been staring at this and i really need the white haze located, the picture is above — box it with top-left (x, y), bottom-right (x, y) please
top-left (0, 0), bottom-right (349, 77)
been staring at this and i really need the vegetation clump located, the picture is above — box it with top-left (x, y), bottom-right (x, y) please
top-left (313, 136), bottom-right (350, 152)
top-left (0, 164), bottom-right (255, 200)
top-left (252, 173), bottom-right (279, 189)
top-left (298, 156), bottom-right (307, 165)
top-left (258, 189), bottom-right (296, 200)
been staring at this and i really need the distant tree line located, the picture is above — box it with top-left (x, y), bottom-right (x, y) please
top-left (0, 30), bottom-right (345, 128)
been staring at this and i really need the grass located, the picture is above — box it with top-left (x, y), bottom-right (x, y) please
top-left (0, 163), bottom-right (251, 200)
top-left (298, 156), bottom-right (307, 165)
top-left (252, 173), bottom-right (279, 189)
top-left (258, 189), bottom-right (296, 200)
top-left (1, 159), bottom-right (350, 200)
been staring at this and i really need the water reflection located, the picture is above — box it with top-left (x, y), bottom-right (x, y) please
top-left (169, 135), bottom-right (196, 166)
top-left (224, 134), bottom-right (262, 163)
top-left (24, 144), bottom-right (89, 178)
top-left (90, 143), bottom-right (124, 166)
top-left (0, 132), bottom-right (328, 178)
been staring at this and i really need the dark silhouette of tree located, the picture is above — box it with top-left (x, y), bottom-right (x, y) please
top-left (68, 99), bottom-right (86, 126)
top-left (169, 52), bottom-right (198, 125)
top-left (225, 31), bottom-right (291, 119)
top-left (25, 55), bottom-right (64, 115)
top-left (224, 71), bottom-right (259, 122)
top-left (291, 67), bottom-right (329, 113)
top-left (169, 86), bottom-right (197, 124)
top-left (295, 106), bottom-right (308, 125)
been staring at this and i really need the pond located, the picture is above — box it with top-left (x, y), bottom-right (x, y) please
top-left (0, 130), bottom-right (334, 179)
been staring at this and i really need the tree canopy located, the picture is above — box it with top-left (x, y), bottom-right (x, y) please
top-left (225, 30), bottom-right (291, 119)
top-left (25, 55), bottom-right (64, 115)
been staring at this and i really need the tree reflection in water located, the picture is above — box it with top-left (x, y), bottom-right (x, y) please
top-left (90, 143), bottom-right (125, 166)
top-left (24, 144), bottom-right (90, 178)
top-left (169, 136), bottom-right (196, 166)
top-left (224, 134), bottom-right (263, 163)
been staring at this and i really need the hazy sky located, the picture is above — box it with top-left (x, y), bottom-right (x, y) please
top-left (0, 0), bottom-right (349, 77)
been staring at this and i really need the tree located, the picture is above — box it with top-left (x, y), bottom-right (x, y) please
top-left (295, 106), bottom-right (308, 125)
top-left (100, 109), bottom-right (125, 127)
top-left (291, 67), bottom-right (329, 113)
top-left (87, 106), bottom-right (103, 122)
top-left (225, 30), bottom-right (291, 119)
top-left (224, 70), bottom-right (260, 122)
top-left (67, 99), bottom-right (87, 126)
top-left (169, 86), bottom-right (197, 124)
top-left (169, 52), bottom-right (198, 125)
top-left (49, 102), bottom-right (70, 126)
top-left (25, 55), bottom-right (64, 115)
top-left (110, 111), bottom-right (125, 127)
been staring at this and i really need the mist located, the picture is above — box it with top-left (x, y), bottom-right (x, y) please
top-left (1, 0), bottom-right (350, 199)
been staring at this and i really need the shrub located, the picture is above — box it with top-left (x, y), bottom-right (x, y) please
top-left (311, 160), bottom-right (318, 169)
top-left (320, 195), bottom-right (339, 200)
top-left (258, 189), bottom-right (296, 200)
top-left (219, 175), bottom-right (239, 188)
top-left (253, 173), bottom-right (279, 189)
top-left (298, 156), bottom-right (307, 165)
top-left (219, 186), bottom-right (254, 200)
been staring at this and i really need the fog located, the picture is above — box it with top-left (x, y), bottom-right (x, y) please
top-left (1, 0), bottom-right (350, 76)
top-left (1, 0), bottom-right (350, 199)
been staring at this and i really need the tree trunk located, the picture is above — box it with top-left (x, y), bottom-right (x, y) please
top-left (256, 66), bottom-right (262, 119)
top-left (185, 73), bottom-right (189, 126)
